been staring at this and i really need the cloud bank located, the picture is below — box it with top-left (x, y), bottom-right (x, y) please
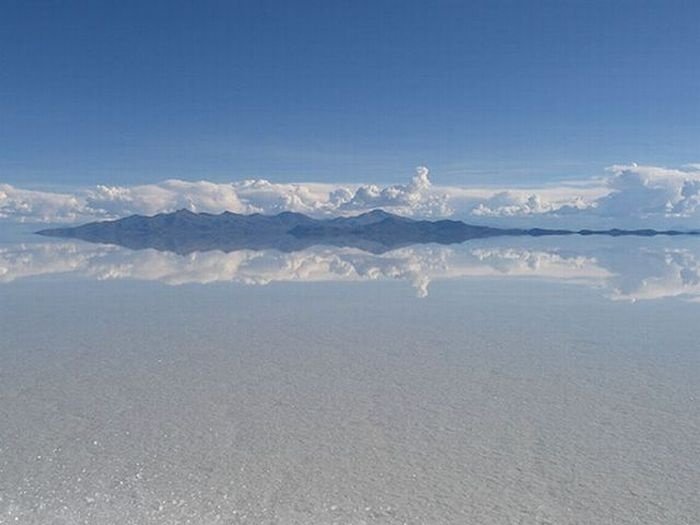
top-left (2, 164), bottom-right (700, 228)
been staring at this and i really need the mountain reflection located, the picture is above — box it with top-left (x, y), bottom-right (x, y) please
top-left (2, 237), bottom-right (700, 301)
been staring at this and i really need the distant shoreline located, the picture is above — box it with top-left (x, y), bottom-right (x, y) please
top-left (36, 209), bottom-right (699, 255)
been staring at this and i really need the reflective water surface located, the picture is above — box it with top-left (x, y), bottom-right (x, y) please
top-left (1, 229), bottom-right (699, 524)
top-left (4, 232), bottom-right (700, 302)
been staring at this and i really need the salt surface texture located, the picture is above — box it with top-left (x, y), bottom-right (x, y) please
top-left (1, 240), bottom-right (699, 524)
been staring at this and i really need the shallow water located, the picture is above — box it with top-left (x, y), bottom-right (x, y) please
top-left (1, 230), bottom-right (699, 524)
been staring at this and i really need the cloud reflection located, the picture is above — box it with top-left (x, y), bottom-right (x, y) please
top-left (2, 238), bottom-right (700, 302)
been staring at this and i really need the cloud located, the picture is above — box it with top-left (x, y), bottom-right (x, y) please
top-left (0, 184), bottom-right (88, 223)
top-left (596, 163), bottom-right (700, 219)
top-left (0, 167), bottom-right (449, 223)
top-left (469, 191), bottom-right (591, 217)
top-left (84, 180), bottom-right (249, 218)
top-left (2, 163), bottom-right (700, 227)
top-left (333, 166), bottom-right (452, 217)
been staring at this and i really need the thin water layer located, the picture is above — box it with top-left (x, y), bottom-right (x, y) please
top-left (1, 233), bottom-right (699, 524)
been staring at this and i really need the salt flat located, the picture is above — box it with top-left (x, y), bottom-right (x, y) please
top-left (1, 239), bottom-right (699, 524)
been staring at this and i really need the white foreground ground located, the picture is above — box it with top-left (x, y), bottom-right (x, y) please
top-left (1, 274), bottom-right (699, 524)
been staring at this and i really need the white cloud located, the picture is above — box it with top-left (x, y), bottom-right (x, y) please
top-left (333, 166), bottom-right (452, 217)
top-left (2, 163), bottom-right (700, 227)
top-left (595, 163), bottom-right (700, 220)
top-left (0, 167), bottom-right (450, 223)
top-left (469, 191), bottom-right (591, 217)
top-left (0, 184), bottom-right (87, 223)
top-left (84, 179), bottom-right (249, 218)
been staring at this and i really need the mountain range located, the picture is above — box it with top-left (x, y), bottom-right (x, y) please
top-left (36, 209), bottom-right (696, 254)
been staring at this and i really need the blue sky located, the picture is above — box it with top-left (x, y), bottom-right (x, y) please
top-left (2, 0), bottom-right (699, 189)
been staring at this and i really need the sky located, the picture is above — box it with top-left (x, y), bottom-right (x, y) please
top-left (1, 0), bottom-right (700, 227)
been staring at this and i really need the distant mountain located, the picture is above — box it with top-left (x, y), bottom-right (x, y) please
top-left (36, 209), bottom-right (697, 255)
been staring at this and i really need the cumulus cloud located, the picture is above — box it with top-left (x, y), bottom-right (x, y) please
top-left (469, 191), bottom-right (591, 217)
top-left (333, 166), bottom-right (452, 217)
top-left (3, 163), bottom-right (700, 227)
top-left (0, 184), bottom-right (87, 223)
top-left (456, 163), bottom-right (700, 225)
top-left (84, 180), bottom-right (249, 218)
top-left (596, 163), bottom-right (700, 219)
top-left (0, 167), bottom-right (449, 223)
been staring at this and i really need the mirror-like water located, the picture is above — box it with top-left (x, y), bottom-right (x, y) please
top-left (4, 234), bottom-right (700, 302)
top-left (1, 230), bottom-right (699, 524)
